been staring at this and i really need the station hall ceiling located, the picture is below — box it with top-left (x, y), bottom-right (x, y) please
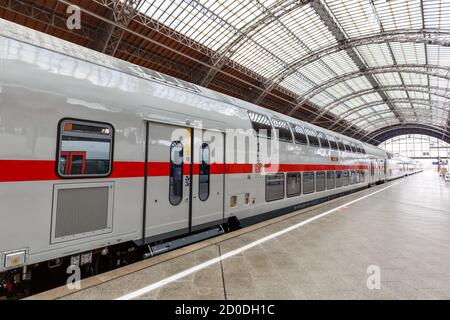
top-left (1, 0), bottom-right (450, 144)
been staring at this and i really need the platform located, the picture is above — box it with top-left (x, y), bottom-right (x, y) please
top-left (29, 170), bottom-right (450, 300)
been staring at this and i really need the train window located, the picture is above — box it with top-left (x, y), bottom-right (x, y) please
top-left (199, 143), bottom-right (210, 201)
top-left (303, 172), bottom-right (315, 194)
top-left (349, 145), bottom-right (356, 153)
top-left (355, 170), bottom-right (360, 183)
top-left (360, 170), bottom-right (365, 182)
top-left (57, 119), bottom-right (113, 177)
top-left (342, 171), bottom-right (349, 186)
top-left (361, 147), bottom-right (366, 154)
top-left (304, 128), bottom-right (320, 147)
top-left (169, 141), bottom-right (184, 205)
top-left (344, 144), bottom-right (352, 153)
top-left (327, 171), bottom-right (335, 189)
top-left (337, 141), bottom-right (345, 151)
top-left (286, 172), bottom-right (301, 197)
top-left (248, 111), bottom-right (273, 139)
top-left (271, 118), bottom-right (293, 142)
top-left (290, 123), bottom-right (308, 145)
top-left (350, 170), bottom-right (356, 184)
top-left (265, 173), bottom-right (285, 202)
top-left (316, 172), bottom-right (326, 192)
top-left (316, 132), bottom-right (330, 149)
top-left (335, 171), bottom-right (342, 187)
top-left (328, 136), bottom-right (338, 150)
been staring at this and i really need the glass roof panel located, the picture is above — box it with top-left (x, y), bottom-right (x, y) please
top-left (324, 0), bottom-right (381, 38)
top-left (387, 91), bottom-right (408, 99)
top-left (427, 45), bottom-right (450, 67)
top-left (390, 42), bottom-right (426, 65)
top-left (423, 0), bottom-right (450, 30)
top-left (280, 4), bottom-right (339, 51)
top-left (356, 43), bottom-right (394, 67)
top-left (373, 0), bottom-right (423, 31)
top-left (138, 0), bottom-right (450, 133)
top-left (374, 73), bottom-right (403, 86)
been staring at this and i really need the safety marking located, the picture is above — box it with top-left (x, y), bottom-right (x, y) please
top-left (116, 181), bottom-right (401, 300)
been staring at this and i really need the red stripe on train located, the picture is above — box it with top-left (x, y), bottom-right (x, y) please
top-left (0, 160), bottom-right (369, 182)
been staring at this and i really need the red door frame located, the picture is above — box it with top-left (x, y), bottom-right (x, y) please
top-left (60, 151), bottom-right (86, 174)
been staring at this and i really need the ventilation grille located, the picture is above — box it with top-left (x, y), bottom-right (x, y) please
top-left (54, 186), bottom-right (110, 239)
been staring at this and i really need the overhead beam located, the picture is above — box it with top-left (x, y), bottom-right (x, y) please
top-left (333, 98), bottom-right (450, 133)
top-left (96, 0), bottom-right (143, 55)
top-left (287, 64), bottom-right (450, 116)
top-left (322, 85), bottom-right (450, 130)
top-left (309, 0), bottom-right (403, 122)
top-left (200, 0), bottom-right (312, 87)
top-left (363, 124), bottom-right (450, 145)
top-left (253, 29), bottom-right (450, 103)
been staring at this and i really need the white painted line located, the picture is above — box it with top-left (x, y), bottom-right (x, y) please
top-left (116, 182), bottom-right (401, 300)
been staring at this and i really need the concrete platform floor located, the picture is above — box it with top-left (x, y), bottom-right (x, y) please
top-left (31, 170), bottom-right (450, 300)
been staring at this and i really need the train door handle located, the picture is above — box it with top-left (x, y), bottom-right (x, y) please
top-left (185, 197), bottom-right (189, 202)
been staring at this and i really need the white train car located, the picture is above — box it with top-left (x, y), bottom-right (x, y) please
top-left (0, 19), bottom-right (421, 295)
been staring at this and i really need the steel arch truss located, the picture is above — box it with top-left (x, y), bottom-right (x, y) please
top-left (254, 29), bottom-right (450, 102)
top-left (363, 124), bottom-right (450, 145)
top-left (288, 64), bottom-right (450, 116)
top-left (330, 98), bottom-right (450, 133)
top-left (318, 85), bottom-right (450, 128)
top-left (354, 117), bottom-right (449, 141)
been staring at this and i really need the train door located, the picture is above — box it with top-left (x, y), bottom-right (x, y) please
top-left (383, 159), bottom-right (387, 181)
top-left (369, 160), bottom-right (375, 184)
top-left (145, 122), bottom-right (192, 240)
top-left (191, 129), bottom-right (225, 230)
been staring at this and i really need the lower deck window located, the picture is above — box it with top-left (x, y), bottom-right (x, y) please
top-left (342, 171), bottom-right (349, 186)
top-left (327, 171), bottom-right (335, 189)
top-left (303, 172), bottom-right (315, 194)
top-left (265, 173), bottom-right (285, 202)
top-left (360, 170), bottom-right (365, 183)
top-left (316, 172), bottom-right (326, 192)
top-left (286, 172), bottom-right (301, 197)
top-left (335, 171), bottom-right (342, 187)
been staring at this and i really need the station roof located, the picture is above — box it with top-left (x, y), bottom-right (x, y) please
top-left (1, 0), bottom-right (449, 144)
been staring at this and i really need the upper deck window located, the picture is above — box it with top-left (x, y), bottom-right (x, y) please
top-left (316, 131), bottom-right (330, 149)
top-left (271, 118), bottom-right (293, 142)
top-left (328, 136), bottom-right (338, 150)
top-left (248, 111), bottom-right (273, 139)
top-left (304, 127), bottom-right (320, 148)
top-left (289, 123), bottom-right (308, 145)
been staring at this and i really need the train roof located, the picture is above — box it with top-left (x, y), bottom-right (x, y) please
top-left (1, 18), bottom-right (387, 157)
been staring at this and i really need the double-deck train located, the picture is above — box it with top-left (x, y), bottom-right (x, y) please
top-left (0, 19), bottom-right (422, 296)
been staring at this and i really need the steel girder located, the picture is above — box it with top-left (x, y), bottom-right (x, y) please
top-left (354, 116), bottom-right (448, 140)
top-left (338, 99), bottom-right (450, 134)
top-left (199, 0), bottom-right (312, 87)
top-left (287, 64), bottom-right (450, 116)
top-left (349, 110), bottom-right (448, 134)
top-left (97, 0), bottom-right (143, 55)
top-left (253, 29), bottom-right (450, 103)
top-left (351, 113), bottom-right (449, 139)
top-left (331, 97), bottom-right (450, 133)
top-left (320, 85), bottom-right (450, 129)
top-left (308, 0), bottom-right (403, 122)
top-left (362, 124), bottom-right (450, 145)
top-left (0, 0), bottom-right (97, 41)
